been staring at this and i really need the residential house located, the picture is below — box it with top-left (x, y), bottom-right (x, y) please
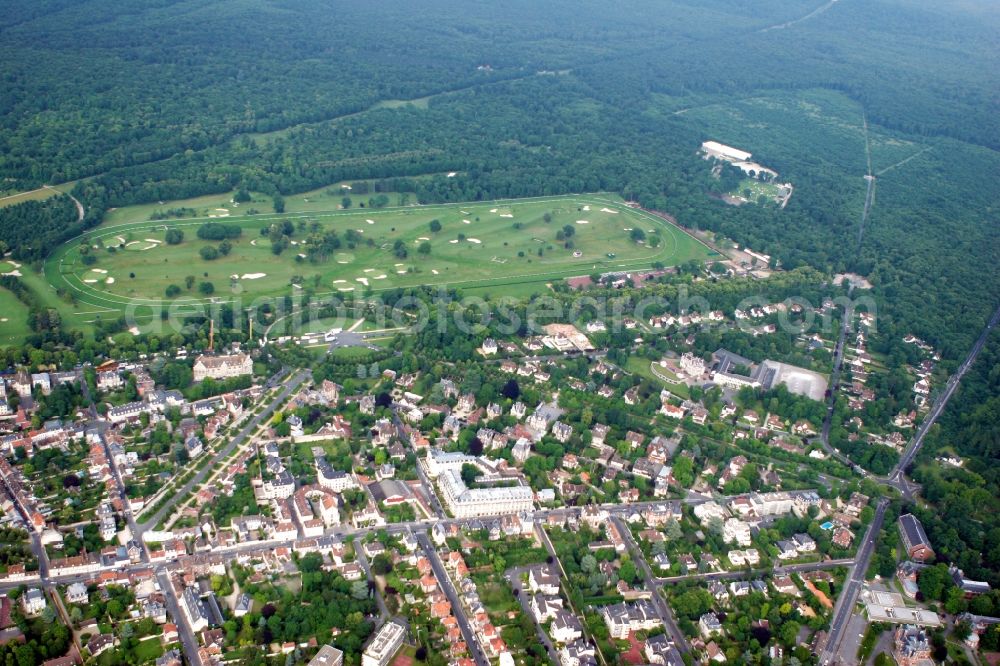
top-left (721, 518), bottom-right (751, 547)
top-left (86, 634), bottom-right (116, 658)
top-left (308, 646), bottom-right (344, 666)
top-left (66, 582), bottom-right (88, 604)
top-left (793, 533), bottom-right (817, 553)
top-left (776, 540), bottom-right (799, 560)
top-left (832, 527), bottom-right (854, 549)
top-left (772, 576), bottom-right (799, 596)
top-left (550, 611), bottom-right (583, 644)
top-left (22, 588), bottom-right (46, 614)
top-left (528, 566), bottom-right (560, 595)
top-left (530, 594), bottom-right (563, 623)
top-left (601, 601), bottom-right (662, 639)
top-left (552, 422), bottom-right (573, 443)
top-left (699, 613), bottom-right (723, 639)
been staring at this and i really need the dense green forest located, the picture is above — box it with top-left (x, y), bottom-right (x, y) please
top-left (58, 77), bottom-right (1000, 361)
top-left (0, 1), bottom-right (993, 358)
top-left (0, 0), bottom-right (996, 188)
top-left (912, 332), bottom-right (1000, 589)
top-left (0, 194), bottom-right (79, 260)
top-left (1, 0), bottom-right (993, 357)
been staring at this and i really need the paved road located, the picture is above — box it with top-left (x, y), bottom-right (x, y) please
top-left (611, 516), bottom-right (689, 654)
top-left (818, 295), bottom-right (859, 472)
top-left (328, 330), bottom-right (371, 352)
top-left (136, 367), bottom-right (308, 534)
top-left (2, 490), bottom-right (822, 591)
top-left (840, 611), bottom-right (871, 665)
top-left (656, 557), bottom-right (855, 584)
top-left (416, 532), bottom-right (489, 666)
top-left (506, 566), bottom-right (560, 664)
top-left (355, 545), bottom-right (390, 626)
top-left (884, 301), bottom-right (1000, 482)
top-left (157, 568), bottom-right (201, 666)
top-left (822, 301), bottom-right (1000, 499)
top-left (0, 520), bottom-right (430, 593)
top-left (85, 378), bottom-right (149, 563)
top-left (819, 498), bottom-right (888, 665)
top-left (78, 368), bottom-right (147, 561)
top-left (534, 523), bottom-right (608, 666)
top-left (56, 362), bottom-right (198, 666)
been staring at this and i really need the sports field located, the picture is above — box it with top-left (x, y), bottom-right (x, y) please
top-left (46, 194), bottom-right (713, 315)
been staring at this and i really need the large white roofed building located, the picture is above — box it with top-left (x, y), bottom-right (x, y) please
top-left (425, 448), bottom-right (534, 518)
top-left (701, 141), bottom-right (752, 162)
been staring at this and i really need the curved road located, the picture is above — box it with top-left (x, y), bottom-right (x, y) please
top-left (43, 185), bottom-right (85, 223)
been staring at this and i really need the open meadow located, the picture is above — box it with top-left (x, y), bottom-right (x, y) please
top-left (0, 186), bottom-right (61, 209)
top-left (0, 286), bottom-right (31, 345)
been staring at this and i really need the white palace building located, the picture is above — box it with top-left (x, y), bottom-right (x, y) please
top-left (425, 448), bottom-right (534, 518)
